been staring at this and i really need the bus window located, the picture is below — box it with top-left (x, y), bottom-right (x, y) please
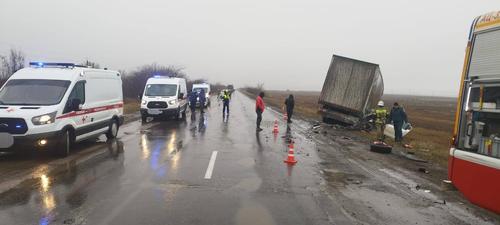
top-left (468, 85), bottom-right (500, 110)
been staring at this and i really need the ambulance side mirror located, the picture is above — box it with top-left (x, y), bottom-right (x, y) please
top-left (178, 93), bottom-right (184, 99)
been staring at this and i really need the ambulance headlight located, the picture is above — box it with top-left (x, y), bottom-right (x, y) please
top-left (169, 100), bottom-right (177, 105)
top-left (32, 112), bottom-right (57, 125)
top-left (142, 100), bottom-right (147, 105)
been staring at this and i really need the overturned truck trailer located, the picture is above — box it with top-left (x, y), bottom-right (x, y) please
top-left (319, 55), bottom-right (384, 126)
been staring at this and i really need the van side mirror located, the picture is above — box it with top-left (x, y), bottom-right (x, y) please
top-left (70, 99), bottom-right (82, 111)
top-left (178, 93), bottom-right (184, 99)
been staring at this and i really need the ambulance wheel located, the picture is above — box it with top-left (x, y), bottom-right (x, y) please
top-left (141, 115), bottom-right (147, 123)
top-left (106, 119), bottom-right (119, 139)
top-left (181, 108), bottom-right (187, 119)
top-left (56, 129), bottom-right (72, 157)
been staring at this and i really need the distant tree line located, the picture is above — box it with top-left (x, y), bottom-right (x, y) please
top-left (0, 49), bottom-right (25, 86)
top-left (0, 48), bottom-right (230, 98)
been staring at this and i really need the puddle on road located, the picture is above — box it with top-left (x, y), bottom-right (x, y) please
top-left (322, 169), bottom-right (366, 187)
top-left (232, 177), bottom-right (262, 192)
top-left (237, 158), bottom-right (255, 167)
top-left (235, 201), bottom-right (276, 225)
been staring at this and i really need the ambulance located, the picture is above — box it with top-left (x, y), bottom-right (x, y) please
top-left (140, 76), bottom-right (188, 122)
top-left (0, 62), bottom-right (123, 157)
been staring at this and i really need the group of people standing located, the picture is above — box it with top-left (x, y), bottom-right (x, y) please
top-left (254, 92), bottom-right (408, 144)
top-left (195, 89), bottom-right (407, 143)
top-left (255, 92), bottom-right (295, 132)
top-left (374, 100), bottom-right (408, 143)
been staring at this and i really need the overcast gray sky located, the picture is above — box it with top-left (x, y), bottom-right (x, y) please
top-left (0, 0), bottom-right (498, 96)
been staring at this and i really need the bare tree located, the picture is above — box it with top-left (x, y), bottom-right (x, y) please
top-left (82, 59), bottom-right (101, 69)
top-left (122, 63), bottom-right (187, 98)
top-left (0, 49), bottom-right (25, 79)
top-left (0, 49), bottom-right (25, 86)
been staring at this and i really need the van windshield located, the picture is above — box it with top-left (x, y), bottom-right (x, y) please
top-left (193, 87), bottom-right (208, 93)
top-left (0, 79), bottom-right (71, 105)
top-left (145, 84), bottom-right (178, 97)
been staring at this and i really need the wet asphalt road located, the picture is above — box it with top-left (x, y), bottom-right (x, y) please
top-left (0, 92), bottom-right (334, 225)
top-left (0, 92), bottom-right (498, 225)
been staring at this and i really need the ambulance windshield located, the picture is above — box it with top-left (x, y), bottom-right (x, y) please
top-left (0, 79), bottom-right (71, 106)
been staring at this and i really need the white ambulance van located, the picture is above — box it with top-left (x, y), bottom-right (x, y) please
top-left (0, 62), bottom-right (123, 157)
top-left (191, 83), bottom-right (211, 107)
top-left (140, 76), bottom-right (188, 122)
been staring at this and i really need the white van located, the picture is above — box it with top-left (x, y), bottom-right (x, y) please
top-left (191, 83), bottom-right (211, 107)
top-left (0, 62), bottom-right (123, 156)
top-left (140, 76), bottom-right (188, 122)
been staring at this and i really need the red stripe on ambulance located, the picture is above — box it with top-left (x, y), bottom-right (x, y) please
top-left (56, 103), bottom-right (123, 119)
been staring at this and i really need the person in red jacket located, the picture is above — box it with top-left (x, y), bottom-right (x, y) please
top-left (255, 92), bottom-right (265, 132)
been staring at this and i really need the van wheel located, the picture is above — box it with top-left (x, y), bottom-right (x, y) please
top-left (181, 107), bottom-right (187, 119)
top-left (141, 115), bottom-right (147, 123)
top-left (106, 119), bottom-right (119, 139)
top-left (56, 130), bottom-right (72, 157)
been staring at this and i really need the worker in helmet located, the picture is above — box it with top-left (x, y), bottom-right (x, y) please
top-left (374, 100), bottom-right (388, 141)
top-left (221, 89), bottom-right (231, 118)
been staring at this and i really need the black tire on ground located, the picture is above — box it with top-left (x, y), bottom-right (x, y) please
top-left (106, 119), bottom-right (119, 140)
top-left (370, 143), bottom-right (392, 154)
top-left (141, 115), bottom-right (147, 123)
top-left (56, 129), bottom-right (72, 157)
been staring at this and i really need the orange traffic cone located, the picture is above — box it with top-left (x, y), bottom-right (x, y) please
top-left (273, 120), bottom-right (279, 133)
top-left (284, 142), bottom-right (297, 165)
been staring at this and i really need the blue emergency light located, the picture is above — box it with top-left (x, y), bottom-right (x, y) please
top-left (29, 62), bottom-right (77, 68)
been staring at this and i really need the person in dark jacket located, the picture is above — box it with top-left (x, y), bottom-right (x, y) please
top-left (189, 92), bottom-right (198, 120)
top-left (284, 95), bottom-right (295, 123)
top-left (389, 102), bottom-right (408, 142)
top-left (255, 92), bottom-right (265, 132)
top-left (199, 89), bottom-right (206, 113)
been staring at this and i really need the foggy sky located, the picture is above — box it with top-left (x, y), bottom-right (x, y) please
top-left (1, 0), bottom-right (499, 96)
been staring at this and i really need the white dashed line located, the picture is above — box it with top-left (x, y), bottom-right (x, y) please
top-left (204, 151), bottom-right (218, 179)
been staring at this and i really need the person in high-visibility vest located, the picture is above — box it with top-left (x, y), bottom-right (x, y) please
top-left (221, 90), bottom-right (231, 118)
top-left (374, 100), bottom-right (388, 141)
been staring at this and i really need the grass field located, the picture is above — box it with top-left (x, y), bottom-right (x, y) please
top-left (252, 90), bottom-right (457, 167)
top-left (124, 99), bottom-right (140, 115)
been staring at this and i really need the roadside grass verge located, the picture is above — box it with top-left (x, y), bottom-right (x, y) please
top-left (124, 98), bottom-right (140, 115)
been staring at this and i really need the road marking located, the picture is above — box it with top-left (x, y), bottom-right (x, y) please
top-left (204, 151), bottom-right (218, 179)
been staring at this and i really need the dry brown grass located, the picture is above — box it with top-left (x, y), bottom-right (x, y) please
top-left (124, 98), bottom-right (140, 114)
top-left (256, 90), bottom-right (457, 167)
top-left (263, 91), bottom-right (322, 120)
